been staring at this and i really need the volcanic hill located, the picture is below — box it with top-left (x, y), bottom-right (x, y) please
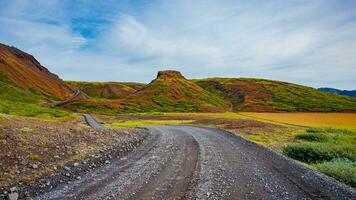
top-left (121, 70), bottom-right (228, 112)
top-left (0, 43), bottom-right (75, 100)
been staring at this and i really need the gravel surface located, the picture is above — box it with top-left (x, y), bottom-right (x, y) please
top-left (32, 125), bottom-right (355, 200)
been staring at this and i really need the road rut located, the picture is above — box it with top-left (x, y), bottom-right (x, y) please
top-left (35, 126), bottom-right (356, 200)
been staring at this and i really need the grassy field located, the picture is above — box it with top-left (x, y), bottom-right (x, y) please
top-left (240, 112), bottom-right (356, 130)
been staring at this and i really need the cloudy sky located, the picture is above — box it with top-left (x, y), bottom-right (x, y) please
top-left (1, 0), bottom-right (355, 89)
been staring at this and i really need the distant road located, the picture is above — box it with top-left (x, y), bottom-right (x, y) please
top-left (35, 125), bottom-right (355, 200)
top-left (82, 114), bottom-right (103, 129)
top-left (53, 90), bottom-right (82, 106)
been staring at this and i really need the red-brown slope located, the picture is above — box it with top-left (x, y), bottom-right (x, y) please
top-left (0, 43), bottom-right (75, 100)
top-left (66, 81), bottom-right (146, 99)
top-left (123, 70), bottom-right (228, 112)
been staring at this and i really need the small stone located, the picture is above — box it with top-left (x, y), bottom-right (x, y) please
top-left (105, 160), bottom-right (110, 164)
top-left (76, 176), bottom-right (81, 180)
top-left (65, 173), bottom-right (70, 177)
top-left (64, 166), bottom-right (70, 171)
top-left (32, 164), bottom-right (38, 169)
top-left (8, 192), bottom-right (19, 200)
top-left (73, 162), bottom-right (79, 167)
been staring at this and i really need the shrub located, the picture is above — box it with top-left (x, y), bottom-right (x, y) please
top-left (295, 132), bottom-right (329, 142)
top-left (283, 143), bottom-right (354, 163)
top-left (315, 159), bottom-right (356, 187)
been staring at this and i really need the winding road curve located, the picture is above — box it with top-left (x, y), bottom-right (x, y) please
top-left (34, 124), bottom-right (355, 200)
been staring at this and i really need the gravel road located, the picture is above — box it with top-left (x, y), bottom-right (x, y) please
top-left (82, 114), bottom-right (103, 129)
top-left (34, 126), bottom-right (355, 200)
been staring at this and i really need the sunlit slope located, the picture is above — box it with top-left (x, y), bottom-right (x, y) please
top-left (122, 70), bottom-right (228, 112)
top-left (0, 43), bottom-right (76, 100)
top-left (194, 78), bottom-right (356, 112)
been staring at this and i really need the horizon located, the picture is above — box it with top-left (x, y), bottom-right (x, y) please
top-left (1, 0), bottom-right (356, 90)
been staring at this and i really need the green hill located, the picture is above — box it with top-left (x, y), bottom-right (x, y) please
top-left (0, 72), bottom-right (71, 119)
top-left (121, 70), bottom-right (228, 112)
top-left (66, 81), bottom-right (145, 99)
top-left (194, 78), bottom-right (356, 112)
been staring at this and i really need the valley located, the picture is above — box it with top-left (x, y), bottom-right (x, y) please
top-left (0, 43), bottom-right (355, 199)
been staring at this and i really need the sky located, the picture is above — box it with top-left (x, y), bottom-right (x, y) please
top-left (0, 0), bottom-right (356, 89)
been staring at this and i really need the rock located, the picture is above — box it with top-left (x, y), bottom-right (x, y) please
top-left (65, 173), bottom-right (71, 177)
top-left (32, 164), bottom-right (38, 169)
top-left (105, 160), bottom-right (110, 164)
top-left (9, 187), bottom-right (17, 192)
top-left (8, 192), bottom-right (19, 200)
top-left (64, 166), bottom-right (70, 171)
top-left (73, 162), bottom-right (79, 167)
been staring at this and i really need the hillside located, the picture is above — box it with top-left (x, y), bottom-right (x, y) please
top-left (194, 78), bottom-right (356, 112)
top-left (0, 71), bottom-right (71, 118)
top-left (121, 70), bottom-right (227, 112)
top-left (66, 81), bottom-right (145, 99)
top-left (0, 43), bottom-right (75, 100)
top-left (319, 88), bottom-right (356, 97)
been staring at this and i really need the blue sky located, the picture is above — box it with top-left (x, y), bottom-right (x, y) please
top-left (1, 0), bottom-right (356, 89)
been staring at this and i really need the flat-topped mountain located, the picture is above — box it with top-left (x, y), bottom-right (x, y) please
top-left (122, 70), bottom-right (227, 112)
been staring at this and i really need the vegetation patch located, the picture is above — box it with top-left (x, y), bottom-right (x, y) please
top-left (0, 72), bottom-right (72, 120)
top-left (21, 127), bottom-right (37, 134)
top-left (240, 112), bottom-right (356, 130)
top-left (314, 158), bottom-right (356, 187)
top-left (283, 128), bottom-right (356, 187)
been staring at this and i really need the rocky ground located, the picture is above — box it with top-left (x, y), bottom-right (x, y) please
top-left (0, 114), bottom-right (147, 199)
top-left (32, 126), bottom-right (356, 200)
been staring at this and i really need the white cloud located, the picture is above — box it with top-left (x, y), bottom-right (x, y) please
top-left (0, 0), bottom-right (355, 89)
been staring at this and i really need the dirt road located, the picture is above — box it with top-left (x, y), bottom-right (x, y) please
top-left (34, 126), bottom-right (355, 200)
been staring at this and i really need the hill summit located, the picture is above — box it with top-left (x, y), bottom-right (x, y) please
top-left (155, 70), bottom-right (185, 79)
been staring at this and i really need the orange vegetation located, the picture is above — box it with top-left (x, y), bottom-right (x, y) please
top-left (240, 112), bottom-right (356, 129)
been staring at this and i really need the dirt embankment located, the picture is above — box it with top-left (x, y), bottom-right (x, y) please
top-left (0, 114), bottom-right (147, 199)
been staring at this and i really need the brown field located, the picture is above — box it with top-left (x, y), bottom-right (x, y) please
top-left (240, 112), bottom-right (356, 130)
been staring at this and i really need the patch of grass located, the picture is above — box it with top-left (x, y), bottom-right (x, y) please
top-left (283, 143), bottom-right (354, 163)
top-left (295, 132), bottom-right (329, 142)
top-left (31, 154), bottom-right (43, 162)
top-left (284, 128), bottom-right (356, 163)
top-left (0, 132), bottom-right (5, 140)
top-left (21, 127), bottom-right (37, 134)
top-left (315, 159), bottom-right (356, 187)
top-left (65, 101), bottom-right (120, 115)
top-left (0, 72), bottom-right (72, 120)
top-left (109, 119), bottom-right (194, 128)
